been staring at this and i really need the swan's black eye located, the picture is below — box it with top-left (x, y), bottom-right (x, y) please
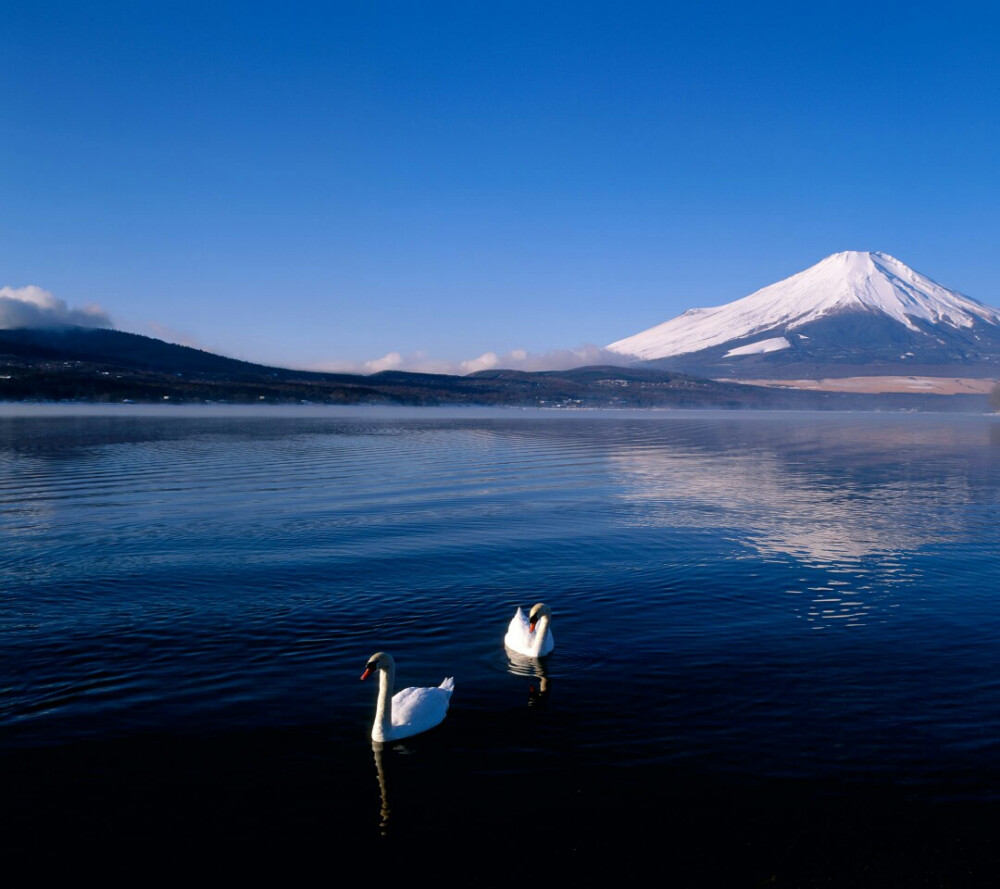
top-left (366, 660), bottom-right (377, 671)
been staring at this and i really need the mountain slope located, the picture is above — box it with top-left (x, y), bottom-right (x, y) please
top-left (2, 326), bottom-right (987, 411)
top-left (606, 251), bottom-right (1000, 378)
top-left (0, 326), bottom-right (368, 383)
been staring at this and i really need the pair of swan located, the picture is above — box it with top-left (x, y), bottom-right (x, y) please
top-left (360, 602), bottom-right (554, 741)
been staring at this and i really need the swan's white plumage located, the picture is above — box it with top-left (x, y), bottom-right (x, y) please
top-left (504, 602), bottom-right (554, 657)
top-left (361, 651), bottom-right (454, 742)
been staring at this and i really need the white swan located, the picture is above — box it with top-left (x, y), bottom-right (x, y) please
top-left (360, 651), bottom-right (455, 742)
top-left (504, 602), bottom-right (554, 657)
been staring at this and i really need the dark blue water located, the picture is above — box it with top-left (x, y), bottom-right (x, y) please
top-left (2, 405), bottom-right (998, 884)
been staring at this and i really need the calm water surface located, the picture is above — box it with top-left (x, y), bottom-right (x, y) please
top-left (2, 405), bottom-right (998, 883)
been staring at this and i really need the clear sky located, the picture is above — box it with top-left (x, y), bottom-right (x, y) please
top-left (3, 1), bottom-right (998, 374)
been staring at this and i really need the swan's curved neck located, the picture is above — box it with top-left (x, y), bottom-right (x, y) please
top-left (530, 614), bottom-right (550, 654)
top-left (373, 660), bottom-right (395, 741)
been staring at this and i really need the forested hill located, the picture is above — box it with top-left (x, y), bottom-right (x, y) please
top-left (0, 326), bottom-right (990, 412)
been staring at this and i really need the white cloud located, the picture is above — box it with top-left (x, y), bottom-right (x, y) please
top-left (363, 352), bottom-right (404, 373)
top-left (0, 285), bottom-right (114, 329)
top-left (459, 352), bottom-right (500, 373)
top-left (489, 344), bottom-right (630, 373)
top-left (307, 343), bottom-right (636, 377)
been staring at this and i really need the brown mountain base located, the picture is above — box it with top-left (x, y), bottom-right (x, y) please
top-left (732, 376), bottom-right (999, 395)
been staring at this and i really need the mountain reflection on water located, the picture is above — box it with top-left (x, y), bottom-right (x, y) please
top-left (608, 416), bottom-right (987, 559)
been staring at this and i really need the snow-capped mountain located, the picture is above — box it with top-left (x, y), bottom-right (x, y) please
top-left (606, 251), bottom-right (1000, 377)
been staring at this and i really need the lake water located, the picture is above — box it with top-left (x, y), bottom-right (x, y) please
top-left (2, 405), bottom-right (998, 885)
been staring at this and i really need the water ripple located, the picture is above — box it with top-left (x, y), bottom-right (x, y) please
top-left (2, 411), bottom-right (999, 800)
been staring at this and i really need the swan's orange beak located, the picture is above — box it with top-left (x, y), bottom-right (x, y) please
top-left (529, 621), bottom-right (537, 633)
top-left (360, 667), bottom-right (373, 680)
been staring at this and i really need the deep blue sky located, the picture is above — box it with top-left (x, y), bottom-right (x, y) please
top-left (3, 1), bottom-right (998, 373)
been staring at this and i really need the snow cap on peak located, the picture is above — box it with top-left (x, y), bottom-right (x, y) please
top-left (827, 250), bottom-right (877, 259)
top-left (819, 250), bottom-right (894, 269)
top-left (606, 250), bottom-right (1000, 361)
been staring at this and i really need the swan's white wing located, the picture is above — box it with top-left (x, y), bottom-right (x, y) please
top-left (389, 681), bottom-right (454, 739)
top-left (504, 607), bottom-right (531, 654)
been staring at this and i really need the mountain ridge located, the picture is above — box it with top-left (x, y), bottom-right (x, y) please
top-left (1, 325), bottom-right (990, 411)
top-left (607, 251), bottom-right (1000, 378)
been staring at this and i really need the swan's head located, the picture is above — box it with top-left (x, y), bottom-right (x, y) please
top-left (528, 602), bottom-right (551, 633)
top-left (361, 651), bottom-right (394, 680)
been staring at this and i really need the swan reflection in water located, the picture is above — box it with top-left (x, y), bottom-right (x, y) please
top-left (371, 741), bottom-right (391, 835)
top-left (505, 647), bottom-right (551, 707)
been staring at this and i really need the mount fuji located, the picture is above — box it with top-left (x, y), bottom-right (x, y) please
top-left (606, 251), bottom-right (1000, 379)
